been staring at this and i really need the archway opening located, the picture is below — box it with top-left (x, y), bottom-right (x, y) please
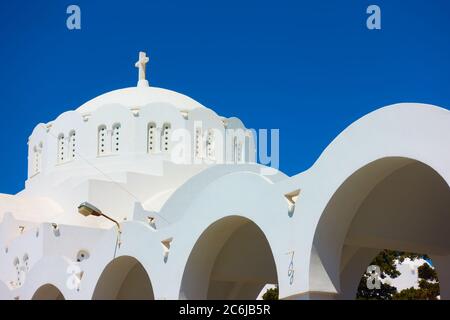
top-left (92, 256), bottom-right (154, 300)
top-left (32, 284), bottom-right (65, 300)
top-left (313, 157), bottom-right (450, 299)
top-left (180, 216), bottom-right (278, 300)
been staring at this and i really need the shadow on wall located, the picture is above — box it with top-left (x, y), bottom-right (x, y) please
top-left (32, 283), bottom-right (65, 300)
top-left (92, 255), bottom-right (154, 300)
top-left (312, 156), bottom-right (450, 298)
top-left (180, 215), bottom-right (278, 300)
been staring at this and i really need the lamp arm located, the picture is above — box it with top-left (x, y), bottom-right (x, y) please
top-left (100, 213), bottom-right (121, 233)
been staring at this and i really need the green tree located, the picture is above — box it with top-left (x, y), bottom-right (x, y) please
top-left (357, 250), bottom-right (405, 300)
top-left (356, 275), bottom-right (397, 300)
top-left (357, 250), bottom-right (439, 300)
top-left (262, 286), bottom-right (279, 300)
top-left (418, 262), bottom-right (438, 281)
top-left (263, 250), bottom-right (440, 300)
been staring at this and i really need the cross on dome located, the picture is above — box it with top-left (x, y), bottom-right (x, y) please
top-left (135, 51), bottom-right (150, 87)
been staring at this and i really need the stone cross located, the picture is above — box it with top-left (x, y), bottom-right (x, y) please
top-left (135, 51), bottom-right (150, 87)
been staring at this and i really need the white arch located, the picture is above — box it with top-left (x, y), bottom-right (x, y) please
top-left (179, 215), bottom-right (278, 299)
top-left (158, 170), bottom-right (292, 299)
top-left (79, 222), bottom-right (163, 299)
top-left (283, 103), bottom-right (450, 298)
top-left (20, 256), bottom-right (72, 300)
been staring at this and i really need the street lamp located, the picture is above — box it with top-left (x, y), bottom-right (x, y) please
top-left (78, 202), bottom-right (122, 257)
top-left (78, 202), bottom-right (121, 231)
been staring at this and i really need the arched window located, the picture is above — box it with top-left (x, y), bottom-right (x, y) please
top-left (237, 141), bottom-right (243, 163)
top-left (206, 129), bottom-right (215, 160)
top-left (245, 133), bottom-right (251, 163)
top-left (195, 127), bottom-right (203, 159)
top-left (33, 146), bottom-right (40, 175)
top-left (147, 122), bottom-right (156, 153)
top-left (69, 130), bottom-right (76, 160)
top-left (33, 147), bottom-right (39, 174)
top-left (232, 136), bottom-right (238, 163)
top-left (98, 125), bottom-right (107, 156)
top-left (57, 134), bottom-right (65, 164)
top-left (112, 123), bottom-right (121, 154)
top-left (33, 142), bottom-right (43, 175)
top-left (161, 123), bottom-right (171, 153)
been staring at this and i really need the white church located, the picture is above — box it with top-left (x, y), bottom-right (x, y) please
top-left (0, 52), bottom-right (449, 300)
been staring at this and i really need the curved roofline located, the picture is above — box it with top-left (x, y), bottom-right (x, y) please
top-left (312, 102), bottom-right (449, 170)
top-left (76, 86), bottom-right (207, 114)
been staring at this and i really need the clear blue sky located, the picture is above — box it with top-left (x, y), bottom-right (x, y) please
top-left (1, 0), bottom-right (449, 194)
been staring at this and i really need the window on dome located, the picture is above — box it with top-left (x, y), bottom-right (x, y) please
top-left (69, 130), bottom-right (76, 160)
top-left (161, 123), bottom-right (171, 153)
top-left (98, 125), bottom-right (107, 156)
top-left (232, 136), bottom-right (238, 163)
top-left (57, 133), bottom-right (65, 164)
top-left (147, 122), bottom-right (156, 154)
top-left (206, 129), bottom-right (215, 161)
top-left (195, 126), bottom-right (203, 159)
top-left (32, 142), bottom-right (43, 175)
top-left (245, 133), bottom-right (251, 163)
top-left (237, 141), bottom-right (243, 163)
top-left (112, 123), bottom-right (121, 154)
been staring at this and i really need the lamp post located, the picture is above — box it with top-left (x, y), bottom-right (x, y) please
top-left (78, 202), bottom-right (122, 258)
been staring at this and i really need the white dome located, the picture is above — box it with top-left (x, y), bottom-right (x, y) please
top-left (76, 86), bottom-right (207, 114)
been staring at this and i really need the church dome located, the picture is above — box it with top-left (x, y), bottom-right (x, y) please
top-left (20, 51), bottom-right (256, 233)
top-left (76, 86), bottom-right (207, 115)
top-left (25, 51), bottom-right (255, 187)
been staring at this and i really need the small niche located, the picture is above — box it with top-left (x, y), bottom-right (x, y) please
top-left (51, 223), bottom-right (60, 237)
top-left (161, 237), bottom-right (173, 263)
top-left (131, 108), bottom-right (140, 117)
top-left (284, 189), bottom-right (301, 216)
top-left (23, 254), bottom-right (29, 271)
top-left (147, 216), bottom-right (156, 230)
top-left (180, 110), bottom-right (189, 120)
